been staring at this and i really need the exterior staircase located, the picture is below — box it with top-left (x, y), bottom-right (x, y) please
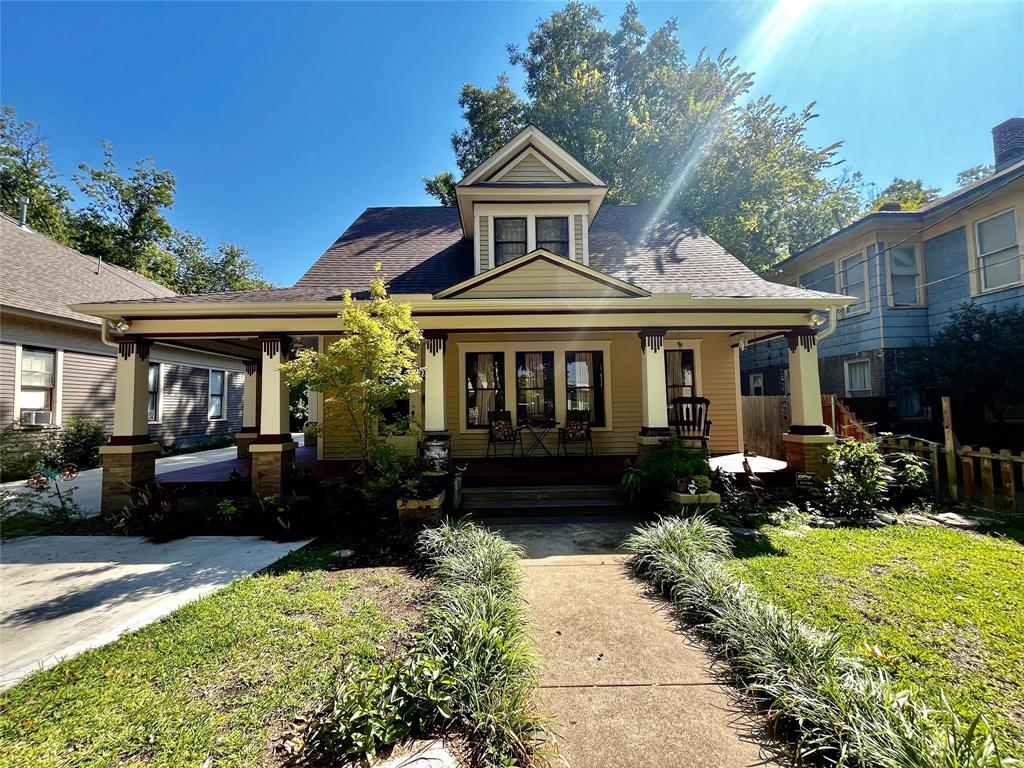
top-left (458, 484), bottom-right (630, 518)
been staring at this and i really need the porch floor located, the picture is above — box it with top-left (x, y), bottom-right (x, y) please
top-left (460, 455), bottom-right (631, 487)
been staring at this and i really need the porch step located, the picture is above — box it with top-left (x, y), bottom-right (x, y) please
top-left (461, 484), bottom-right (620, 502)
top-left (460, 497), bottom-right (631, 517)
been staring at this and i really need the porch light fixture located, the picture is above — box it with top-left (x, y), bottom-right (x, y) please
top-left (113, 319), bottom-right (132, 333)
top-left (807, 313), bottom-right (826, 328)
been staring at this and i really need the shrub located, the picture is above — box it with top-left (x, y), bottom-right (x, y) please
top-left (0, 417), bottom-right (107, 482)
top-left (822, 439), bottom-right (933, 519)
top-left (624, 516), bottom-right (1014, 768)
top-left (621, 439), bottom-right (710, 502)
top-left (53, 416), bottom-right (107, 470)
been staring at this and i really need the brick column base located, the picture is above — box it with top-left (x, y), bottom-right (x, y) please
top-left (235, 432), bottom-right (258, 459)
top-left (99, 443), bottom-right (159, 515)
top-left (783, 433), bottom-right (836, 476)
top-left (250, 442), bottom-right (298, 497)
top-left (637, 433), bottom-right (671, 461)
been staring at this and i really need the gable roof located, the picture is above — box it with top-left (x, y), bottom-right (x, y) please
top-left (435, 249), bottom-right (650, 299)
top-left (458, 125), bottom-right (605, 187)
top-left (0, 213), bottom-right (176, 324)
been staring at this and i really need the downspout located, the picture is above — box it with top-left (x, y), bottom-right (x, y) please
top-left (100, 319), bottom-right (119, 349)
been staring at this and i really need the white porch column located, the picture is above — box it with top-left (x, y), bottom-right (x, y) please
top-left (638, 329), bottom-right (671, 454)
top-left (783, 330), bottom-right (835, 474)
top-left (99, 339), bottom-right (158, 514)
top-left (422, 331), bottom-right (447, 435)
top-left (235, 360), bottom-right (260, 458)
top-left (250, 336), bottom-right (297, 495)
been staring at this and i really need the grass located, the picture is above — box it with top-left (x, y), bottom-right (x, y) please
top-left (0, 545), bottom-right (423, 767)
top-left (731, 523), bottom-right (1024, 758)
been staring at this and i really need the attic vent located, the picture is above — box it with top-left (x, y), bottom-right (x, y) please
top-left (878, 202), bottom-right (902, 212)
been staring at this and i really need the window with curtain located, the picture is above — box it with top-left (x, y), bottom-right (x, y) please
top-left (889, 244), bottom-right (921, 305)
top-left (466, 352), bottom-right (504, 428)
top-left (147, 363), bottom-right (161, 422)
top-left (209, 370), bottom-right (226, 420)
top-left (494, 217), bottom-right (528, 265)
top-left (841, 253), bottom-right (867, 313)
top-left (665, 349), bottom-right (696, 424)
top-left (516, 351), bottom-right (555, 425)
top-left (845, 359), bottom-right (871, 396)
top-left (975, 210), bottom-right (1020, 291)
top-left (20, 348), bottom-right (55, 425)
top-left (536, 217), bottom-right (569, 257)
top-left (565, 351), bottom-right (605, 426)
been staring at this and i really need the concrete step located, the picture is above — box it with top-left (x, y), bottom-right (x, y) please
top-left (461, 484), bottom-right (621, 502)
top-left (460, 497), bottom-right (631, 517)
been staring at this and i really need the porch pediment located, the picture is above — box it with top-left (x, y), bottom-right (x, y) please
top-left (433, 249), bottom-right (649, 299)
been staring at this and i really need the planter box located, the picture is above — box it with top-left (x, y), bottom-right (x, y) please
top-left (397, 490), bottom-right (446, 521)
top-left (668, 490), bottom-right (721, 509)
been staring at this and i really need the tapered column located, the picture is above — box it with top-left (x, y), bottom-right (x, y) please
top-left (638, 329), bottom-right (670, 456)
top-left (250, 337), bottom-right (297, 496)
top-left (783, 329), bottom-right (835, 474)
top-left (235, 360), bottom-right (260, 458)
top-left (100, 339), bottom-right (158, 514)
top-left (422, 332), bottom-right (447, 435)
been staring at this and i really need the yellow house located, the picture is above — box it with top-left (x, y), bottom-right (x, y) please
top-left (76, 126), bottom-right (850, 511)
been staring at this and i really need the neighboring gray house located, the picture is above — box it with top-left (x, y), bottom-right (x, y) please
top-left (0, 212), bottom-right (246, 455)
top-left (741, 118), bottom-right (1024, 435)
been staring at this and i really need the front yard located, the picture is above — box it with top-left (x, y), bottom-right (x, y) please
top-left (0, 546), bottom-right (424, 767)
top-left (731, 523), bottom-right (1024, 757)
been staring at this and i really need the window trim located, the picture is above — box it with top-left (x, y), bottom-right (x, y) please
top-left (493, 216), bottom-right (528, 266)
top-left (838, 251), bottom-right (870, 317)
top-left (464, 351), bottom-right (505, 430)
top-left (18, 346), bottom-right (57, 428)
top-left (148, 362), bottom-right (163, 424)
top-left (565, 350), bottom-right (606, 427)
top-left (843, 358), bottom-right (872, 397)
top-left (515, 350), bottom-right (556, 426)
top-left (973, 207), bottom-right (1022, 295)
top-left (536, 215), bottom-right (570, 259)
top-left (749, 372), bottom-right (764, 396)
top-left (885, 241), bottom-right (927, 308)
top-left (208, 369), bottom-right (227, 422)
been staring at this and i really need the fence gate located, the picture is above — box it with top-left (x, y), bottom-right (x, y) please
top-left (742, 395), bottom-right (791, 459)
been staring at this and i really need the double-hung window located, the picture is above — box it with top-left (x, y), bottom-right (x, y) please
top-left (840, 253), bottom-right (867, 314)
top-left (147, 363), bottom-right (161, 422)
top-left (845, 359), bottom-right (871, 397)
top-left (889, 244), bottom-right (922, 305)
top-left (665, 349), bottom-right (696, 403)
top-left (516, 351), bottom-right (555, 426)
top-left (20, 348), bottom-right (55, 426)
top-left (536, 216), bottom-right (569, 257)
top-left (466, 352), bottom-right (504, 428)
top-left (209, 370), bottom-right (226, 420)
top-left (494, 217), bottom-right (528, 266)
top-left (975, 209), bottom-right (1020, 291)
top-left (565, 351), bottom-right (605, 426)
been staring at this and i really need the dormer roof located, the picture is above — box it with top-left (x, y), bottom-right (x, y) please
top-left (455, 125), bottom-right (608, 236)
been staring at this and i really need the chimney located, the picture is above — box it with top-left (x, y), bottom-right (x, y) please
top-left (18, 196), bottom-right (28, 227)
top-left (993, 117), bottom-right (1024, 172)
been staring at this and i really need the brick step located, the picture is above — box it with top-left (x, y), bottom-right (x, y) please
top-left (461, 484), bottom-right (621, 502)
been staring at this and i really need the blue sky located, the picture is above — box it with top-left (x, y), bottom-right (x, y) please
top-left (2, 1), bottom-right (1022, 286)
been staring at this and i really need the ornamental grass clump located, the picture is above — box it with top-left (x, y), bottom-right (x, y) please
top-left (623, 516), bottom-right (1016, 768)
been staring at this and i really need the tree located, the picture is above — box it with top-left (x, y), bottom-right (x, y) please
top-left (868, 177), bottom-right (940, 212)
top-left (0, 106), bottom-right (73, 243)
top-left (166, 229), bottom-right (272, 294)
top-left (422, 171), bottom-right (457, 207)
top-left (425, 1), bottom-right (862, 271)
top-left (956, 164), bottom-right (993, 187)
top-left (281, 266), bottom-right (422, 471)
top-left (71, 141), bottom-right (178, 282)
top-left (902, 303), bottom-right (1024, 425)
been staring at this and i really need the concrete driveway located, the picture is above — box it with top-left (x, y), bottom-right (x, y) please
top-left (0, 535), bottom-right (310, 689)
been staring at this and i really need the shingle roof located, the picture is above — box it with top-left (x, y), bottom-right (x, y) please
top-left (0, 214), bottom-right (176, 323)
top-left (78, 205), bottom-right (844, 306)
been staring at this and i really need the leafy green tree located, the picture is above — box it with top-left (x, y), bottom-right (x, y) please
top-left (425, 1), bottom-right (862, 271)
top-left (422, 171), bottom-right (458, 207)
top-left (71, 141), bottom-right (178, 282)
top-left (0, 106), bottom-right (73, 243)
top-left (902, 303), bottom-right (1024, 424)
top-left (956, 164), bottom-right (994, 187)
top-left (868, 177), bottom-right (940, 212)
top-left (281, 266), bottom-right (422, 471)
top-left (166, 229), bottom-right (272, 294)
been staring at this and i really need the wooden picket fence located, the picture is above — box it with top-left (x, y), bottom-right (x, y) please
top-left (741, 395), bottom-right (790, 459)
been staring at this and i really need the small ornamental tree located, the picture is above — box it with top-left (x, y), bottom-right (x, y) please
top-left (282, 265), bottom-right (422, 472)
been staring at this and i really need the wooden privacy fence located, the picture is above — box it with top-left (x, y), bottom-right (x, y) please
top-left (742, 395), bottom-right (790, 459)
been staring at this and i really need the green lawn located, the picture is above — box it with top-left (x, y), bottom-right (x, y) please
top-left (731, 523), bottom-right (1024, 757)
top-left (0, 546), bottom-right (423, 767)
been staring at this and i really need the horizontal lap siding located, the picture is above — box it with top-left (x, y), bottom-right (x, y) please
top-left (478, 217), bottom-right (490, 274)
top-left (497, 155), bottom-right (564, 183)
top-left (683, 333), bottom-right (741, 455)
top-left (62, 351), bottom-right (116, 425)
top-left (0, 343), bottom-right (15, 424)
top-left (149, 365), bottom-right (243, 444)
top-left (460, 260), bottom-right (626, 298)
top-left (573, 215), bottom-right (585, 263)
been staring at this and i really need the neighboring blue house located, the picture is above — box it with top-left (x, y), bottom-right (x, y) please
top-left (741, 118), bottom-right (1024, 435)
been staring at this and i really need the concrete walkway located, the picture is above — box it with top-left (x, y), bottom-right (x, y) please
top-left (0, 535), bottom-right (310, 689)
top-left (487, 517), bottom-right (779, 768)
top-left (0, 434), bottom-right (303, 516)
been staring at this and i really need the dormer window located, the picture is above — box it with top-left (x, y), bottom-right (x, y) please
top-left (537, 217), bottom-right (569, 257)
top-left (494, 217), bottom-right (528, 266)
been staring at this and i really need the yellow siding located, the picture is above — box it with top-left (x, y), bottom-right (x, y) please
top-left (494, 153), bottom-right (565, 184)
top-left (573, 214), bottom-right (585, 263)
top-left (682, 333), bottom-right (742, 455)
top-left (478, 216), bottom-right (489, 273)
top-left (457, 259), bottom-right (632, 299)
